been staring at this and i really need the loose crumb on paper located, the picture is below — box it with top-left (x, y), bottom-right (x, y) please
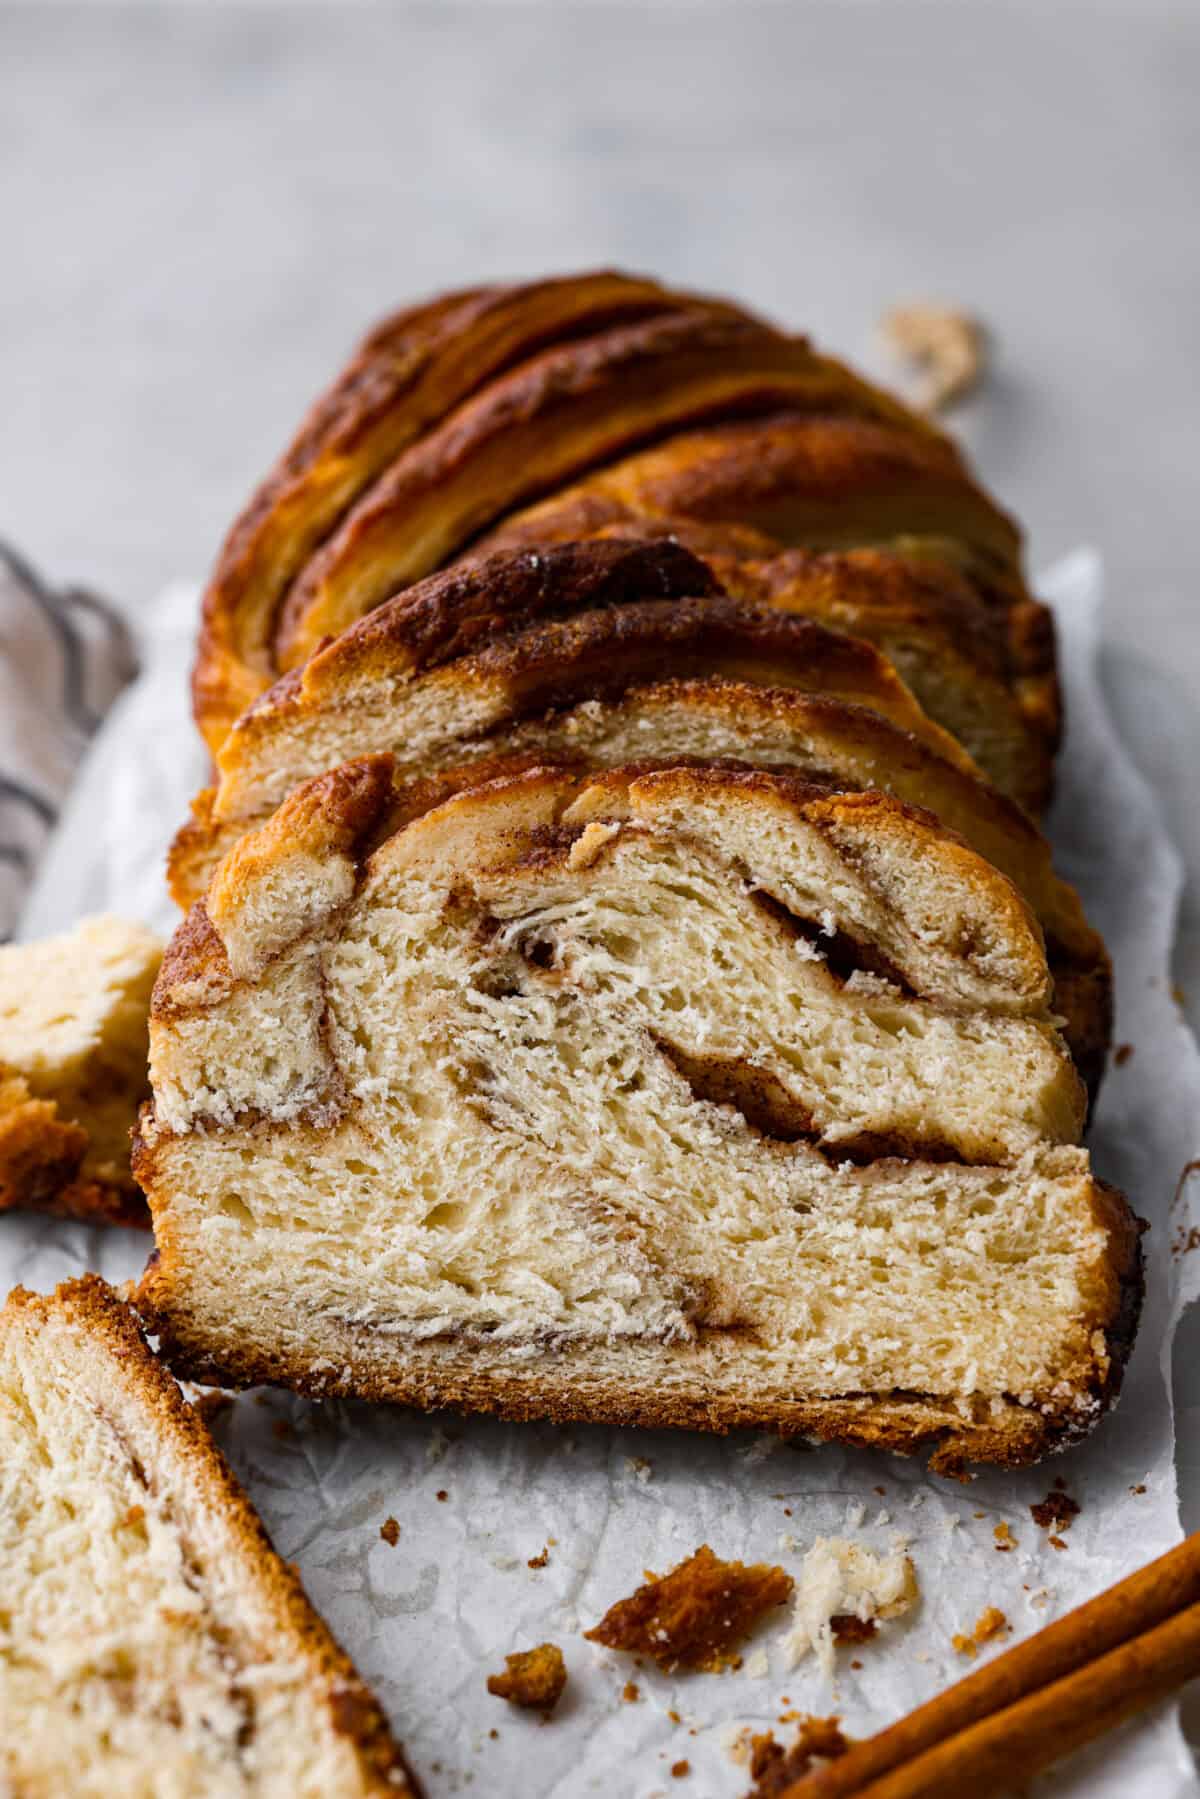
top-left (744, 1717), bottom-right (851, 1797)
top-left (782, 1538), bottom-right (917, 1678)
top-left (952, 1605), bottom-right (1009, 1658)
top-left (379, 1516), bottom-right (400, 1547)
top-left (486, 1643), bottom-right (567, 1714)
top-left (1030, 1486), bottom-right (1080, 1534)
top-left (584, 1545), bottom-right (792, 1673)
top-left (993, 1521), bottom-right (1017, 1552)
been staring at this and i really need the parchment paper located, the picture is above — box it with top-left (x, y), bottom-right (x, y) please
top-left (4, 553), bottom-right (1199, 1796)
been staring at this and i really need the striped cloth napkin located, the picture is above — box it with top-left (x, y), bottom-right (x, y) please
top-left (0, 544), bottom-right (138, 939)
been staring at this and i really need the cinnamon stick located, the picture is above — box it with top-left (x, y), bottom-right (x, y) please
top-left (785, 1532), bottom-right (1200, 1798)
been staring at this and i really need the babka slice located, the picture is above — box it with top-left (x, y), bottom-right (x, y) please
top-left (167, 542), bottom-right (1109, 1093)
top-left (0, 915), bottom-right (162, 1225)
top-left (136, 759), bottom-right (1140, 1473)
top-left (0, 1276), bottom-right (417, 1797)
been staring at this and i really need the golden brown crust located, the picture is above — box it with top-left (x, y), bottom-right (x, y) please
top-left (129, 1246), bottom-right (1142, 1478)
top-left (193, 270), bottom-right (724, 748)
top-left (476, 413), bottom-right (1055, 810)
top-left (483, 412), bottom-right (1009, 562)
top-left (285, 534), bottom-right (725, 694)
top-left (3, 1276), bottom-right (420, 1796)
top-left (273, 316), bottom-right (946, 676)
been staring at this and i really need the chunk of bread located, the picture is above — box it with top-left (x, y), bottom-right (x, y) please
top-left (0, 1276), bottom-right (417, 1798)
top-left (0, 915), bottom-right (163, 1225)
top-left (167, 542), bottom-right (1108, 1094)
top-left (135, 760), bottom-right (1140, 1473)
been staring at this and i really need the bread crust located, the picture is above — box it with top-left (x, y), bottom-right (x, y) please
top-left (191, 275), bottom-right (956, 749)
top-left (2, 1275), bottom-right (420, 1795)
top-left (476, 413), bottom-right (1055, 810)
top-left (193, 270), bottom-right (727, 748)
top-left (134, 1236), bottom-right (1142, 1481)
top-left (273, 313), bottom-right (944, 674)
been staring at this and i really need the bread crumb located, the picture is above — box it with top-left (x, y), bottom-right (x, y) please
top-left (486, 1644), bottom-right (567, 1713)
top-left (623, 1456), bottom-right (653, 1483)
top-left (670, 1761), bottom-right (690, 1779)
top-left (993, 1522), bottom-right (1016, 1552)
top-left (782, 1538), bottom-right (917, 1678)
top-left (1130, 1483), bottom-right (1147, 1496)
top-left (622, 1680), bottom-right (640, 1703)
top-left (745, 1717), bottom-right (850, 1796)
top-left (1030, 1490), bottom-right (1080, 1533)
top-left (380, 1516), bottom-right (400, 1547)
top-left (585, 1546), bottom-right (791, 1673)
top-left (830, 1614), bottom-right (877, 1646)
top-left (527, 1545), bottom-right (550, 1569)
top-left (1114, 1043), bottom-right (1134, 1066)
top-left (952, 1605), bottom-right (1009, 1657)
top-left (878, 302), bottom-right (987, 411)
top-left (568, 820), bottom-right (622, 871)
top-left (436, 1489), bottom-right (448, 1503)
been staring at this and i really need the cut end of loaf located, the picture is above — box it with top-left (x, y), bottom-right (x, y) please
top-left (137, 759), bottom-right (1137, 1471)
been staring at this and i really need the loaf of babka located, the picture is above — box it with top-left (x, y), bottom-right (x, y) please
top-left (0, 914), bottom-right (162, 1225)
top-left (136, 758), bottom-right (1140, 1473)
top-left (0, 1275), bottom-right (417, 1797)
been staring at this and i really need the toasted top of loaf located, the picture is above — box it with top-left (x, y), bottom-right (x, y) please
top-left (476, 412), bottom-right (1055, 810)
top-left (478, 411), bottom-right (1018, 575)
top-left (192, 273), bottom-right (953, 749)
top-left (0, 1276), bottom-right (416, 1798)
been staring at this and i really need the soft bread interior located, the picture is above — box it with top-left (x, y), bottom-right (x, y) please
top-left (0, 915), bottom-right (162, 1193)
top-left (0, 1281), bottom-right (410, 1799)
top-left (137, 765), bottom-right (1134, 1471)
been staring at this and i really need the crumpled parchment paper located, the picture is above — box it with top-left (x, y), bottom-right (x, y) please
top-left (3, 553), bottom-right (1199, 1797)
